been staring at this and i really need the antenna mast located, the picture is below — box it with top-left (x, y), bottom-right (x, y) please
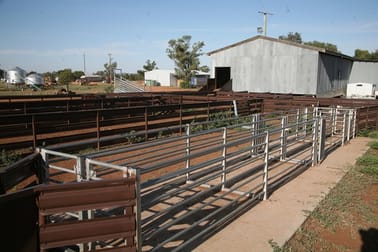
top-left (258, 11), bottom-right (273, 36)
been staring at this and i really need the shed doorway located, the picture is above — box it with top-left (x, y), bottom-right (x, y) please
top-left (215, 67), bottom-right (231, 90)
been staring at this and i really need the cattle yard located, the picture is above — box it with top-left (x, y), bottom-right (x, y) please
top-left (0, 91), bottom-right (377, 251)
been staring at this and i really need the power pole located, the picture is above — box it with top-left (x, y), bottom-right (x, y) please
top-left (83, 53), bottom-right (86, 75)
top-left (108, 53), bottom-right (112, 83)
top-left (258, 11), bottom-right (273, 36)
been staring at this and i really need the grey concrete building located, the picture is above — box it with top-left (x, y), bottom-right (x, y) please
top-left (207, 35), bottom-right (377, 97)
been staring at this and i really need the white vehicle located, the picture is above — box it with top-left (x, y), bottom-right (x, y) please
top-left (346, 83), bottom-right (377, 99)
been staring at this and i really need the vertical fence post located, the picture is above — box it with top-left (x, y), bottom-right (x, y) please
top-left (296, 108), bottom-right (300, 140)
top-left (352, 109), bottom-right (357, 138)
top-left (76, 156), bottom-right (85, 182)
top-left (179, 104), bottom-right (183, 135)
top-left (39, 148), bottom-right (50, 181)
top-left (251, 114), bottom-right (259, 157)
top-left (207, 96), bottom-right (210, 118)
top-left (347, 110), bottom-right (352, 142)
top-left (280, 116), bottom-right (288, 161)
top-left (303, 107), bottom-right (308, 137)
top-left (185, 124), bottom-right (191, 182)
top-left (144, 107), bottom-right (148, 141)
top-left (96, 111), bottom-right (100, 151)
top-left (312, 118), bottom-right (319, 166)
top-left (263, 131), bottom-right (269, 200)
top-left (318, 117), bottom-right (326, 162)
top-left (221, 127), bottom-right (227, 190)
top-left (32, 115), bottom-right (37, 149)
top-left (332, 107), bottom-right (337, 136)
top-left (342, 112), bottom-right (347, 146)
top-left (366, 106), bottom-right (369, 129)
top-left (233, 100), bottom-right (238, 117)
top-left (85, 158), bottom-right (96, 181)
top-left (135, 169), bottom-right (142, 252)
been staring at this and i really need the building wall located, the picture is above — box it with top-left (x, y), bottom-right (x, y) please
top-left (209, 39), bottom-right (319, 95)
top-left (144, 70), bottom-right (177, 87)
top-left (316, 53), bottom-right (353, 97)
top-left (349, 61), bottom-right (378, 84)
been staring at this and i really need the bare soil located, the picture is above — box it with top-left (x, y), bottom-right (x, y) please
top-left (284, 147), bottom-right (378, 252)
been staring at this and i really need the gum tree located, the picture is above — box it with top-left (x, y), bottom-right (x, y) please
top-left (166, 35), bottom-right (209, 86)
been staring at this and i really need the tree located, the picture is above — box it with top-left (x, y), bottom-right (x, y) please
top-left (43, 71), bottom-right (58, 84)
top-left (278, 32), bottom-right (302, 44)
top-left (166, 35), bottom-right (209, 84)
top-left (72, 70), bottom-right (84, 80)
top-left (143, 60), bottom-right (158, 71)
top-left (354, 49), bottom-right (378, 60)
top-left (0, 69), bottom-right (5, 80)
top-left (304, 41), bottom-right (338, 52)
top-left (278, 32), bottom-right (339, 53)
top-left (104, 62), bottom-right (117, 83)
top-left (57, 69), bottom-right (74, 91)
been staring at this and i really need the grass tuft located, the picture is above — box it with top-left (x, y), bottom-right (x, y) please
top-left (357, 153), bottom-right (378, 166)
top-left (368, 141), bottom-right (378, 150)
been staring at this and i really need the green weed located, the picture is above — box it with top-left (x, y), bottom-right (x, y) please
top-left (360, 166), bottom-right (378, 178)
top-left (268, 239), bottom-right (286, 252)
top-left (368, 141), bottom-right (378, 150)
top-left (357, 153), bottom-right (378, 166)
top-left (368, 130), bottom-right (378, 139)
top-left (1, 149), bottom-right (22, 168)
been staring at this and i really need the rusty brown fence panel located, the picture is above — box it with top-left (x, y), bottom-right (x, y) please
top-left (229, 92), bottom-right (377, 131)
top-left (0, 100), bottom-right (246, 151)
top-left (36, 178), bottom-right (136, 251)
top-left (0, 152), bottom-right (48, 194)
top-left (356, 105), bottom-right (378, 131)
top-left (0, 178), bottom-right (137, 252)
top-left (0, 188), bottom-right (39, 252)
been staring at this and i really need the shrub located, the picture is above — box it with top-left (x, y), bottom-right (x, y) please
top-left (180, 81), bottom-right (190, 88)
top-left (369, 141), bottom-right (378, 150)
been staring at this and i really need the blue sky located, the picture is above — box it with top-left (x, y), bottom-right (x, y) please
top-left (1, 0), bottom-right (377, 74)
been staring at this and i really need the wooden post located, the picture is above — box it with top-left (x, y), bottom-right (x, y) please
top-left (179, 104), bottom-right (183, 135)
top-left (144, 107), bottom-right (148, 141)
top-left (96, 111), bottom-right (100, 150)
top-left (32, 115), bottom-right (37, 149)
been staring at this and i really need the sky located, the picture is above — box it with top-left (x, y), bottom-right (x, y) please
top-left (1, 0), bottom-right (377, 74)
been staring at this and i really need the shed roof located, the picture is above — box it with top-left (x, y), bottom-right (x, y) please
top-left (207, 35), bottom-right (354, 60)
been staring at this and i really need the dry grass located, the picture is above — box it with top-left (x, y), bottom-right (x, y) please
top-left (277, 132), bottom-right (378, 252)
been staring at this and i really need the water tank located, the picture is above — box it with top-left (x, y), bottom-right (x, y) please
top-left (6, 67), bottom-right (27, 84)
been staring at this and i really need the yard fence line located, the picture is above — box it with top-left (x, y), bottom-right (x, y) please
top-left (38, 106), bottom-right (356, 251)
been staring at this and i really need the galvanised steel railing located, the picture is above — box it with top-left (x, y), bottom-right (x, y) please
top-left (39, 106), bottom-right (356, 251)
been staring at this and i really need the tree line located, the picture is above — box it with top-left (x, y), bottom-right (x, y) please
top-left (278, 32), bottom-right (378, 60)
top-left (39, 35), bottom-right (208, 88)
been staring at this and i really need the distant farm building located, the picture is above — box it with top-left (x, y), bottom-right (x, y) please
top-left (190, 71), bottom-right (210, 87)
top-left (144, 70), bottom-right (177, 87)
top-left (144, 70), bottom-right (210, 88)
top-left (80, 75), bottom-right (103, 84)
top-left (207, 35), bottom-right (378, 97)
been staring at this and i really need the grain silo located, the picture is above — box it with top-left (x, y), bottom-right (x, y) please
top-left (6, 67), bottom-right (27, 84)
top-left (25, 73), bottom-right (44, 88)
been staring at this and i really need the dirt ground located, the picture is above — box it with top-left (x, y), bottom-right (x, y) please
top-left (284, 146), bottom-right (378, 252)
